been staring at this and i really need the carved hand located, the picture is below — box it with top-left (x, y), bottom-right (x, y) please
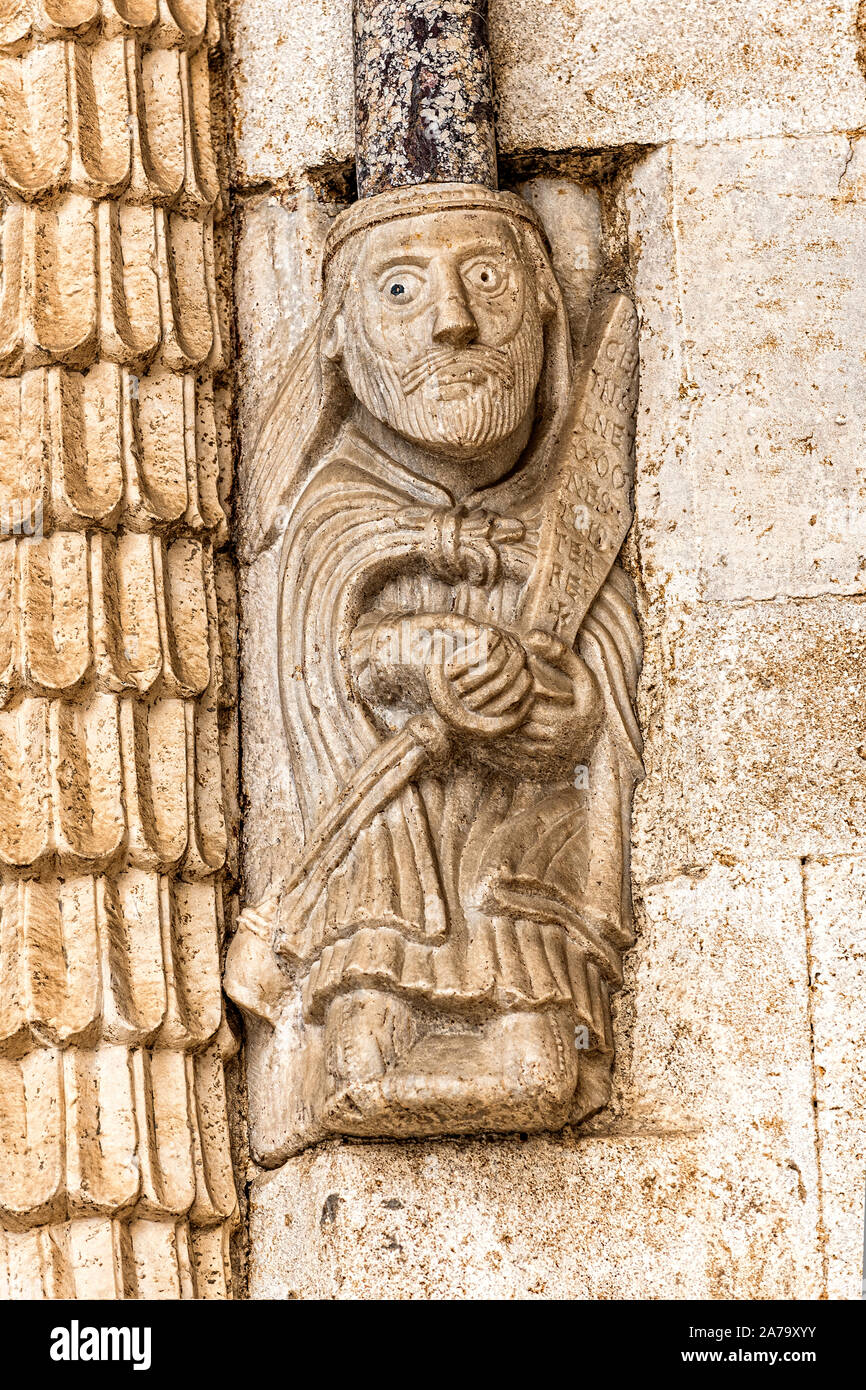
top-left (223, 893), bottom-right (289, 1027)
top-left (426, 618), bottom-right (535, 743)
top-left (475, 629), bottom-right (603, 779)
top-left (368, 612), bottom-right (533, 742)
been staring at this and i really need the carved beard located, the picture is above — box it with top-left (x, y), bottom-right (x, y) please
top-left (341, 307), bottom-right (545, 456)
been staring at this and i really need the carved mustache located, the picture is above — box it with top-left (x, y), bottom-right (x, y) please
top-left (400, 345), bottom-right (514, 395)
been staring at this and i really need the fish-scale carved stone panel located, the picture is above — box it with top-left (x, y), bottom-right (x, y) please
top-left (0, 530), bottom-right (219, 700)
top-left (0, 692), bottom-right (227, 872)
top-left (0, 0), bottom-right (217, 54)
top-left (0, 1211), bottom-right (231, 1299)
top-left (0, 367), bottom-right (228, 535)
top-left (0, 0), bottom-right (236, 1300)
top-left (0, 199), bottom-right (224, 373)
top-left (0, 34), bottom-right (218, 207)
top-left (0, 1040), bottom-right (234, 1227)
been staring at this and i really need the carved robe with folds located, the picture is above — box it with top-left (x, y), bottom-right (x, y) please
top-left (273, 418), bottom-right (642, 1078)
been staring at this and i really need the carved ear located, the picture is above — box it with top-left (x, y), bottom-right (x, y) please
top-left (321, 312), bottom-right (346, 361)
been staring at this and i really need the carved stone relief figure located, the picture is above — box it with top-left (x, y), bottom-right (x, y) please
top-left (227, 159), bottom-right (643, 1157)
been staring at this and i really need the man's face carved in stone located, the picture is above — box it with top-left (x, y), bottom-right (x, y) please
top-left (332, 210), bottom-right (548, 457)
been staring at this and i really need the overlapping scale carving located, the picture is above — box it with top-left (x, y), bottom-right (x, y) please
top-left (0, 198), bottom-right (224, 373)
top-left (0, 874), bottom-right (223, 1053)
top-left (0, 36), bottom-right (219, 204)
top-left (0, 692), bottom-right (226, 871)
top-left (0, 3), bottom-right (217, 70)
top-left (0, 368), bottom-right (228, 537)
top-left (0, 529), bottom-right (221, 699)
top-left (0, 0), bottom-right (236, 1300)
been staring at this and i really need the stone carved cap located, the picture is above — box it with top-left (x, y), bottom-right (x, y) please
top-left (322, 182), bottom-right (549, 271)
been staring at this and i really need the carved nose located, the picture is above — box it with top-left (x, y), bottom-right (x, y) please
top-left (432, 283), bottom-right (478, 348)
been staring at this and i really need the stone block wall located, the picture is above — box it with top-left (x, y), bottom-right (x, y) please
top-left (229, 0), bottom-right (866, 1298)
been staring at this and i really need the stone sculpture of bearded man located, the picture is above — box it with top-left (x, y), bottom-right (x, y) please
top-left (225, 182), bottom-right (643, 1163)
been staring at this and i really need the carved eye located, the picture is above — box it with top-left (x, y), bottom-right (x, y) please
top-left (462, 259), bottom-right (506, 296)
top-left (381, 270), bottom-right (423, 305)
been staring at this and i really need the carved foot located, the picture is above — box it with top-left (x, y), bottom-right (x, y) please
top-left (323, 988), bottom-right (419, 1091)
top-left (322, 1004), bottom-right (579, 1138)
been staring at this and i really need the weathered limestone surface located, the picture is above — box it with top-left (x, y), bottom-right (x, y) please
top-left (234, 191), bottom-right (333, 444)
top-left (248, 1136), bottom-right (747, 1299)
top-left (627, 139), bottom-right (866, 609)
top-left (230, 1), bottom-right (866, 187)
top-left (249, 860), bottom-right (822, 1299)
top-left (632, 597), bottom-right (866, 882)
top-left (492, 2), bottom-right (866, 156)
top-left (624, 138), bottom-right (866, 1302)
top-left (0, 1), bottom-right (239, 1299)
top-left (234, 193), bottom-right (333, 907)
top-left (804, 857), bottom-right (866, 1300)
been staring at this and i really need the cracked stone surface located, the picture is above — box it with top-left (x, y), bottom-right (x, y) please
top-left (626, 138), bottom-right (866, 610)
top-left (632, 597), bottom-right (866, 883)
top-left (804, 857), bottom-right (866, 1299)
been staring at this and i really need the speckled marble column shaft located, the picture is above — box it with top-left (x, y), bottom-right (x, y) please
top-left (353, 0), bottom-right (497, 198)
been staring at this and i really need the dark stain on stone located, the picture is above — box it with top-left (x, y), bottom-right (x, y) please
top-left (320, 1192), bottom-right (343, 1226)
